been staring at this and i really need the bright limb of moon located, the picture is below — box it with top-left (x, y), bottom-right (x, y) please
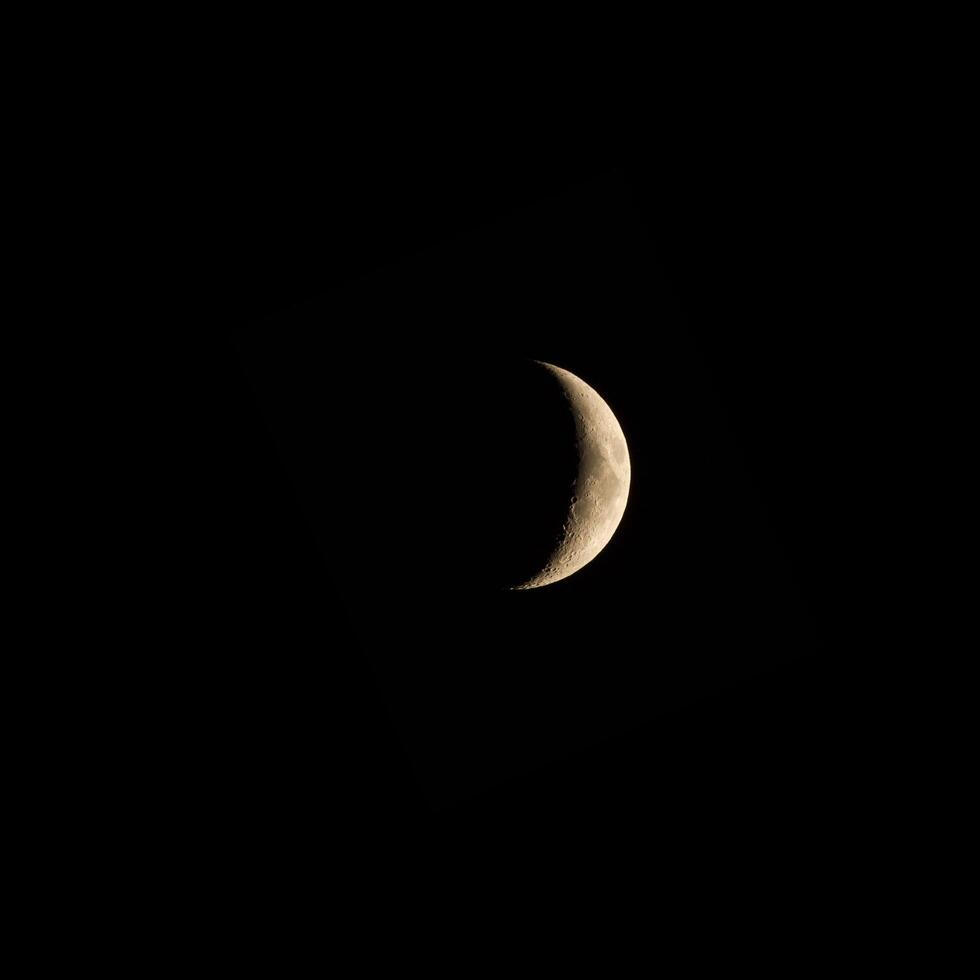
top-left (511, 361), bottom-right (631, 589)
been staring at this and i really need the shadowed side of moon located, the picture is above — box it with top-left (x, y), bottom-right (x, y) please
top-left (333, 356), bottom-right (628, 593)
top-left (458, 358), bottom-right (583, 590)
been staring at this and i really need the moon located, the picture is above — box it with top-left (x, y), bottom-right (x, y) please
top-left (511, 361), bottom-right (631, 590)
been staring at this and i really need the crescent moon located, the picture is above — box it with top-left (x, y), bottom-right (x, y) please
top-left (511, 361), bottom-right (631, 589)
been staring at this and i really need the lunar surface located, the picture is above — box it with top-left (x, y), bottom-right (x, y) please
top-left (511, 362), bottom-right (630, 589)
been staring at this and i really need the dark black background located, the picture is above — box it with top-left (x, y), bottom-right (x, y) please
top-left (173, 117), bottom-right (880, 843)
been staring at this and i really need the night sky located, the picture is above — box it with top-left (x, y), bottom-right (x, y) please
top-left (180, 128), bottom-right (870, 835)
